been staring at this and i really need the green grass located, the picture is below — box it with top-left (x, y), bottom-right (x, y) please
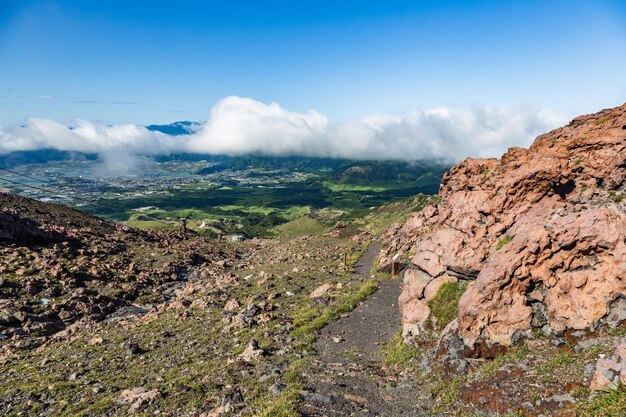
top-left (535, 351), bottom-right (576, 382)
top-left (594, 118), bottom-right (607, 126)
top-left (125, 219), bottom-right (177, 230)
top-left (609, 191), bottom-right (624, 203)
top-left (495, 235), bottom-right (513, 250)
top-left (471, 344), bottom-right (530, 380)
top-left (351, 194), bottom-right (439, 235)
top-left (576, 385), bottom-right (626, 416)
top-left (429, 375), bottom-right (463, 409)
top-left (272, 216), bottom-right (330, 237)
top-left (381, 331), bottom-right (420, 367)
top-left (291, 279), bottom-right (379, 345)
top-left (254, 383), bottom-right (302, 417)
top-left (426, 281), bottom-right (468, 331)
top-left (322, 180), bottom-right (393, 192)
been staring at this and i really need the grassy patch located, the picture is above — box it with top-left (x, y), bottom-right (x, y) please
top-left (427, 281), bottom-right (468, 330)
top-left (535, 351), bottom-right (576, 382)
top-left (609, 191), bottom-right (624, 203)
top-left (576, 385), bottom-right (626, 416)
top-left (254, 359), bottom-right (305, 417)
top-left (594, 118), bottom-right (607, 126)
top-left (381, 331), bottom-right (420, 367)
top-left (256, 389), bottom-right (301, 417)
top-left (495, 235), bottom-right (513, 250)
top-left (351, 194), bottom-right (439, 235)
top-left (430, 376), bottom-right (463, 409)
top-left (291, 279), bottom-right (379, 345)
top-left (471, 344), bottom-right (530, 380)
top-left (272, 216), bottom-right (329, 237)
top-left (346, 241), bottom-right (371, 268)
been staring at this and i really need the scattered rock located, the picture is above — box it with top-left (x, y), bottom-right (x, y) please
top-left (118, 387), bottom-right (161, 413)
top-left (201, 403), bottom-right (232, 417)
top-left (344, 393), bottom-right (367, 405)
top-left (238, 339), bottom-right (265, 362)
top-left (88, 336), bottom-right (104, 345)
top-left (269, 382), bottom-right (286, 395)
top-left (309, 283), bottom-right (333, 299)
top-left (125, 342), bottom-right (143, 355)
top-left (223, 299), bottom-right (240, 312)
top-left (590, 342), bottom-right (626, 391)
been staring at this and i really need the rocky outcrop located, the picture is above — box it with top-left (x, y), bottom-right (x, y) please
top-left (382, 103), bottom-right (626, 354)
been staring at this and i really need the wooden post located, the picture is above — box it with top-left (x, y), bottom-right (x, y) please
top-left (343, 253), bottom-right (348, 268)
top-left (391, 253), bottom-right (401, 277)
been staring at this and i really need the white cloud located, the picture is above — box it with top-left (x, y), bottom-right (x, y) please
top-left (0, 96), bottom-right (566, 164)
top-left (0, 117), bottom-right (177, 155)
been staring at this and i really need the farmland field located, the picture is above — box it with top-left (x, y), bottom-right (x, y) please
top-left (0, 154), bottom-right (448, 237)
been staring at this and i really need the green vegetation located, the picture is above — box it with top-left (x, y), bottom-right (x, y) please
top-left (0, 235), bottom-right (376, 416)
top-left (429, 375), bottom-right (463, 409)
top-left (470, 344), bottom-right (530, 380)
top-left (534, 351), bottom-right (577, 383)
top-left (272, 216), bottom-right (329, 237)
top-left (291, 279), bottom-right (379, 346)
top-left (381, 331), bottom-right (419, 367)
top-left (609, 191), bottom-right (624, 203)
top-left (351, 194), bottom-right (439, 235)
top-left (74, 158), bottom-right (448, 238)
top-left (594, 118), bottom-right (607, 126)
top-left (575, 158), bottom-right (584, 165)
top-left (495, 235), bottom-right (513, 250)
top-left (426, 281), bottom-right (468, 330)
top-left (576, 385), bottom-right (626, 417)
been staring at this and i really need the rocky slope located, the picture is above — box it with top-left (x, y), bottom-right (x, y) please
top-left (1, 193), bottom-right (379, 416)
top-left (0, 193), bottom-right (232, 354)
top-left (381, 103), bottom-right (626, 356)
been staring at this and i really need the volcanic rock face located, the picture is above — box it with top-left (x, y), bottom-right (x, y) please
top-left (382, 103), bottom-right (626, 354)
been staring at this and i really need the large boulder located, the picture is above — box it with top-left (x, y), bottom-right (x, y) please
top-left (382, 103), bottom-right (626, 354)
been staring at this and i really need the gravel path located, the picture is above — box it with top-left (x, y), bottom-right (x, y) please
top-left (300, 241), bottom-right (435, 416)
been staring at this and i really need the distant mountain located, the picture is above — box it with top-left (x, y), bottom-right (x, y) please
top-left (145, 121), bottom-right (202, 136)
top-left (0, 149), bottom-right (97, 168)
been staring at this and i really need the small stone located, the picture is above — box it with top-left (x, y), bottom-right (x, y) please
top-left (88, 337), bottom-right (104, 345)
top-left (119, 387), bottom-right (161, 413)
top-left (223, 299), bottom-right (240, 312)
top-left (125, 342), bottom-right (143, 355)
top-left (309, 283), bottom-right (332, 299)
top-left (269, 382), bottom-right (286, 396)
top-left (238, 339), bottom-right (264, 362)
top-left (551, 337), bottom-right (564, 347)
top-left (220, 387), bottom-right (243, 405)
top-left (343, 393), bottom-right (367, 405)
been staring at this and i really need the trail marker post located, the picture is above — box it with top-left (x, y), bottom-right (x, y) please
top-left (391, 253), bottom-right (401, 277)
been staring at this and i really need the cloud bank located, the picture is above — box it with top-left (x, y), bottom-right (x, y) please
top-left (0, 96), bottom-right (566, 165)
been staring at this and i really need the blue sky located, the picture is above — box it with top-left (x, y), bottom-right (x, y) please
top-left (1, 0), bottom-right (625, 126)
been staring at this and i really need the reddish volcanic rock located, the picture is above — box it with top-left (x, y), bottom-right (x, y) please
top-left (382, 103), bottom-right (626, 352)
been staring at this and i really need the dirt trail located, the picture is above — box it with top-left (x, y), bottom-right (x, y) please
top-left (300, 241), bottom-right (435, 416)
